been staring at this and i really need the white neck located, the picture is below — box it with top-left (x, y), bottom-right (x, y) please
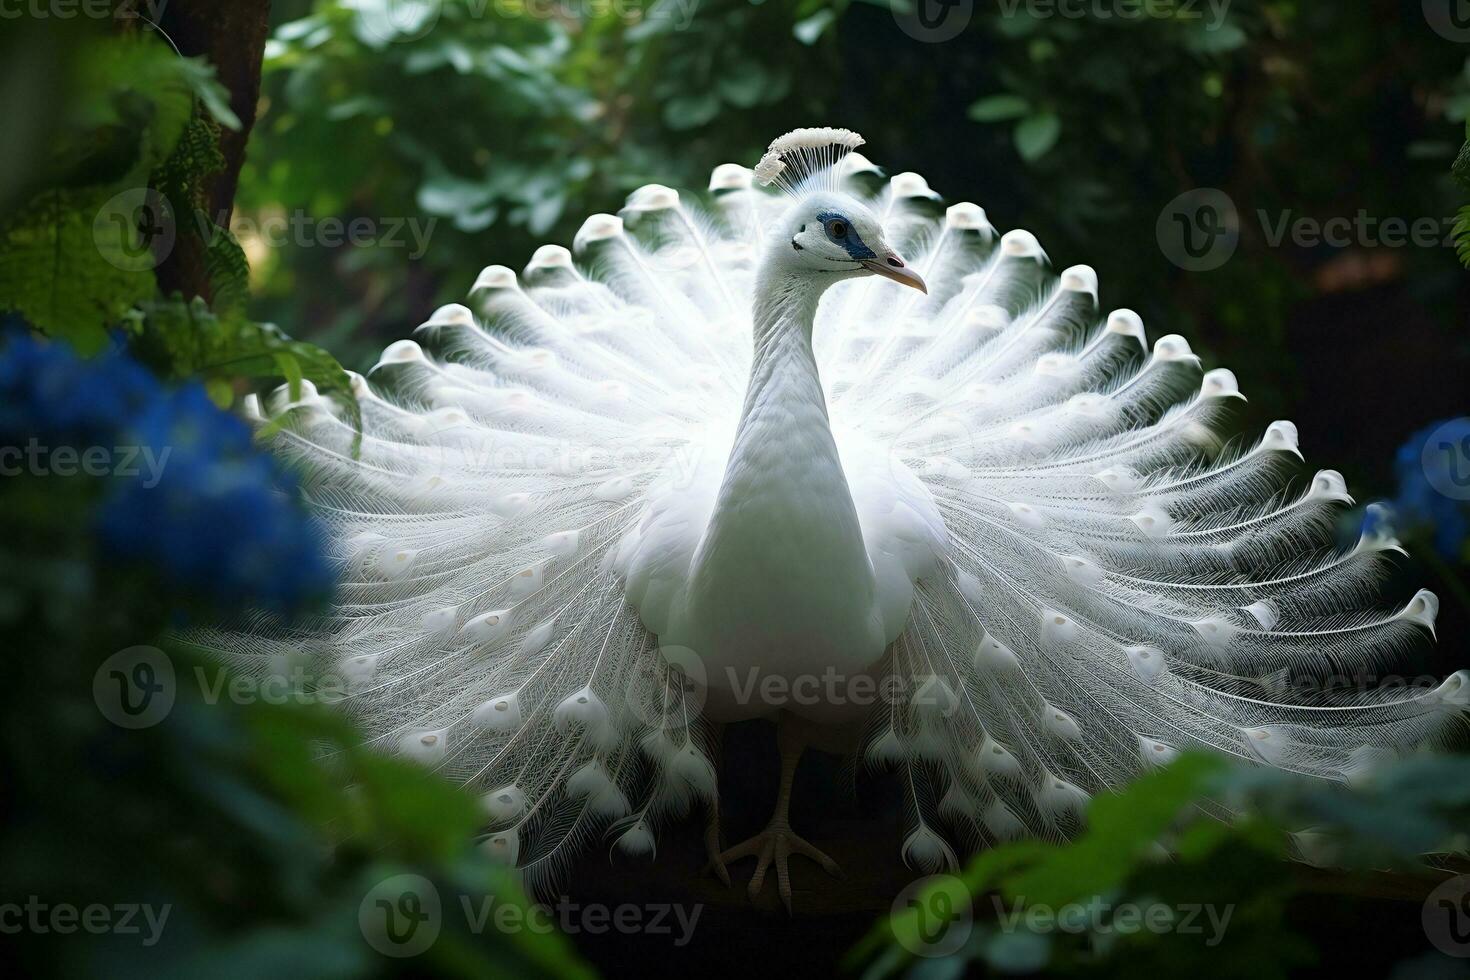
top-left (690, 260), bottom-right (874, 599)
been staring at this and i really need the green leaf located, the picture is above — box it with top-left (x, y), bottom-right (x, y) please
top-left (205, 377), bottom-right (235, 408)
top-left (417, 171), bottom-right (494, 216)
top-left (662, 92), bottom-right (721, 130)
top-left (154, 111), bottom-right (227, 212)
top-left (73, 36), bottom-right (216, 174)
top-left (131, 296), bottom-right (363, 453)
top-left (202, 216), bottom-right (252, 318)
top-left (273, 350), bottom-right (304, 401)
top-left (794, 10), bottom-right (837, 45)
top-left (0, 187), bottom-right (157, 351)
top-left (1185, 22), bottom-right (1248, 54)
top-left (718, 64), bottom-right (768, 109)
top-left (172, 56), bottom-right (244, 131)
top-left (525, 193), bottom-right (564, 236)
top-left (983, 930), bottom-right (1051, 974)
top-left (1015, 112), bottom-right (1062, 162)
top-left (1453, 139), bottom-right (1470, 192)
top-left (968, 94), bottom-right (1031, 123)
top-left (1002, 753), bottom-right (1226, 906)
top-left (1453, 205), bottom-right (1470, 270)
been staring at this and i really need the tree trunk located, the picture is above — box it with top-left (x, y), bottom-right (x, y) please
top-left (153, 1), bottom-right (273, 305)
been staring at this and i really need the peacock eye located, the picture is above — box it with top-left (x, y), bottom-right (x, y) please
top-left (824, 218), bottom-right (849, 240)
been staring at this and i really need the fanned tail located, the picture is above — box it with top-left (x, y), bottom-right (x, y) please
top-left (827, 173), bottom-right (1469, 864)
top-left (176, 171), bottom-right (768, 892)
top-left (178, 147), bottom-right (1467, 886)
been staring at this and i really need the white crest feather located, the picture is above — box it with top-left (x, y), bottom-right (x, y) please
top-left (753, 126), bottom-right (866, 195)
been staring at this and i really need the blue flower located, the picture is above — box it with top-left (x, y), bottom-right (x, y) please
top-left (0, 328), bottom-right (335, 612)
top-left (0, 330), bottom-right (157, 446)
top-left (1377, 417), bottom-right (1470, 561)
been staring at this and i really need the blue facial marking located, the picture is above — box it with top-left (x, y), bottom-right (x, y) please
top-left (817, 210), bottom-right (877, 260)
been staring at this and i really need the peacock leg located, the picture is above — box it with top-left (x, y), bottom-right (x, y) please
top-left (715, 713), bottom-right (842, 913)
top-left (704, 799), bottom-right (730, 886)
top-left (703, 723), bottom-right (730, 886)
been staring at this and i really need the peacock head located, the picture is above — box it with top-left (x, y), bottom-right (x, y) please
top-left (774, 191), bottom-right (927, 293)
top-left (753, 127), bottom-right (926, 294)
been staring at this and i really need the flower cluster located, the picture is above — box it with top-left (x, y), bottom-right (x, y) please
top-left (0, 325), bottom-right (335, 612)
top-left (1374, 417), bottom-right (1470, 561)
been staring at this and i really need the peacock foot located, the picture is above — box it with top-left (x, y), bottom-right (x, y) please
top-left (704, 809), bottom-right (731, 887)
top-left (716, 821), bottom-right (843, 913)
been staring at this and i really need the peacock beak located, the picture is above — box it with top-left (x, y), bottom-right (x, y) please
top-left (861, 253), bottom-right (927, 293)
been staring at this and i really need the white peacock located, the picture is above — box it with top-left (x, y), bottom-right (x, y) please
top-left (190, 127), bottom-right (1469, 911)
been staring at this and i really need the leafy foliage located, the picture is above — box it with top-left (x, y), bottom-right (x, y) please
top-left (1456, 206), bottom-right (1470, 271)
top-left (0, 30), bottom-right (358, 427)
top-left (126, 295), bottom-right (362, 445)
top-left (0, 36), bottom-right (224, 348)
top-left (0, 187), bottom-right (158, 352)
top-left (248, 0), bottom-right (1469, 463)
top-left (0, 27), bottom-right (575, 977)
top-left (1, 591), bottom-right (589, 976)
top-left (243, 0), bottom-right (847, 365)
top-left (852, 753), bottom-right (1470, 980)
top-left (1453, 119), bottom-right (1470, 274)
